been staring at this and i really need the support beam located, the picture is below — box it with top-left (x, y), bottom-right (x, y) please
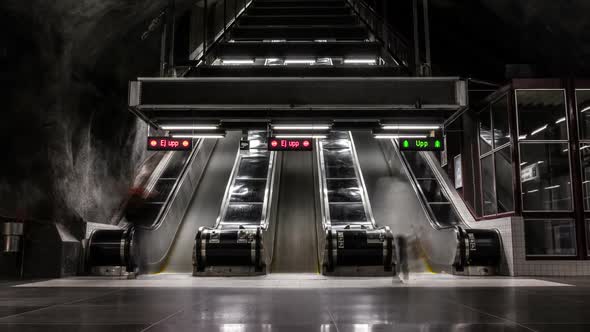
top-left (128, 77), bottom-right (467, 124)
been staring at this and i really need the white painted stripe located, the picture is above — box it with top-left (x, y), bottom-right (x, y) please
top-left (14, 273), bottom-right (571, 288)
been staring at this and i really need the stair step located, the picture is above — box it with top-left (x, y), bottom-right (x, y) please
top-left (240, 14), bottom-right (357, 26)
top-left (253, 0), bottom-right (347, 8)
top-left (188, 66), bottom-right (408, 77)
top-left (231, 26), bottom-right (368, 41)
top-left (213, 41), bottom-right (381, 58)
top-left (248, 6), bottom-right (351, 16)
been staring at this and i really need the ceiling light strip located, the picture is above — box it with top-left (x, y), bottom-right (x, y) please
top-left (381, 124), bottom-right (441, 130)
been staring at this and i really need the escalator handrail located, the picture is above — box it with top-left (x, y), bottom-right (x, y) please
top-left (315, 138), bottom-right (331, 231)
top-left (348, 132), bottom-right (378, 228)
top-left (390, 139), bottom-right (462, 231)
top-left (316, 132), bottom-right (377, 230)
top-left (260, 151), bottom-right (278, 230)
top-left (135, 138), bottom-right (203, 231)
top-left (214, 147), bottom-right (242, 228)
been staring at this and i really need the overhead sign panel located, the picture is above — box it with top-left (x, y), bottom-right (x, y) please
top-left (399, 138), bottom-right (444, 151)
top-left (147, 137), bottom-right (192, 151)
top-left (268, 138), bottom-right (313, 151)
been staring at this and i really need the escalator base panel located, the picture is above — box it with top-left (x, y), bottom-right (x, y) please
top-left (322, 266), bottom-right (395, 277)
top-left (193, 266), bottom-right (266, 277)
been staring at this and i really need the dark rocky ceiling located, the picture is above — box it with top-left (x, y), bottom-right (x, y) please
top-left (382, 0), bottom-right (590, 79)
top-left (0, 0), bottom-right (588, 224)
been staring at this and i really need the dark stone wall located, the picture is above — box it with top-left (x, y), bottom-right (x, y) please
top-left (0, 1), bottom-right (178, 226)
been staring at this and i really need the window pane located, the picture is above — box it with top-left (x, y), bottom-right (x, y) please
top-left (495, 147), bottom-right (514, 213)
top-left (481, 155), bottom-right (497, 215)
top-left (517, 90), bottom-right (568, 141)
top-left (578, 90), bottom-right (590, 140)
top-left (525, 219), bottom-right (576, 256)
top-left (581, 144), bottom-right (590, 210)
top-left (520, 143), bottom-right (572, 211)
top-left (479, 109), bottom-right (492, 155)
top-left (492, 96), bottom-right (510, 147)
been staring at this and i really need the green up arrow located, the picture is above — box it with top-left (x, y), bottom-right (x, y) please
top-left (403, 140), bottom-right (410, 148)
top-left (435, 140), bottom-right (441, 148)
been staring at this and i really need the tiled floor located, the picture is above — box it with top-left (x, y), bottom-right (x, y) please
top-left (0, 275), bottom-right (588, 331)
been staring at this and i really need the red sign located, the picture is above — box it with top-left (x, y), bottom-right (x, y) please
top-left (147, 137), bottom-right (192, 151)
top-left (268, 138), bottom-right (313, 151)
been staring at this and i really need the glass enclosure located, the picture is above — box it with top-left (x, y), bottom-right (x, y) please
top-left (516, 90), bottom-right (572, 212)
top-left (454, 83), bottom-right (590, 259)
top-left (525, 219), bottom-right (577, 256)
top-left (517, 90), bottom-right (568, 141)
top-left (519, 143), bottom-right (572, 211)
top-left (477, 95), bottom-right (514, 217)
top-left (579, 90), bottom-right (590, 212)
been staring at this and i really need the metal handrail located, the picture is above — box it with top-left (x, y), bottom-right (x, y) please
top-left (346, 0), bottom-right (412, 69)
top-left (192, 0), bottom-right (254, 66)
top-left (316, 131), bottom-right (377, 230)
top-left (348, 132), bottom-right (378, 228)
top-left (135, 139), bottom-right (203, 231)
top-left (390, 139), bottom-right (462, 231)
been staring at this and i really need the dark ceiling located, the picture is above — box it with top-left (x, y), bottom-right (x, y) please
top-left (379, 0), bottom-right (590, 80)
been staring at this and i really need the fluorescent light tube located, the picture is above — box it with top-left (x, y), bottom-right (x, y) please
top-left (272, 125), bottom-right (330, 130)
top-left (275, 134), bottom-right (327, 139)
top-left (172, 134), bottom-right (225, 138)
top-left (344, 59), bottom-right (376, 64)
top-left (284, 59), bottom-right (316, 64)
top-left (374, 134), bottom-right (428, 139)
top-left (161, 125), bottom-right (218, 130)
top-left (222, 59), bottom-right (254, 64)
top-left (531, 124), bottom-right (548, 136)
top-left (381, 124), bottom-right (441, 130)
top-left (555, 117), bottom-right (566, 124)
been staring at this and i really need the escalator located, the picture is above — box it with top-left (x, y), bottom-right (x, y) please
top-left (193, 132), bottom-right (280, 275)
top-left (316, 131), bottom-right (395, 275)
top-left (354, 131), bottom-right (502, 275)
top-left (85, 137), bottom-right (215, 275)
top-left (93, 0), bottom-right (478, 279)
top-left (162, 133), bottom-right (242, 273)
top-left (125, 150), bottom-right (194, 228)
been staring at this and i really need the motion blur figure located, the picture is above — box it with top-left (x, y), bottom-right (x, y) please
top-left (396, 235), bottom-right (409, 282)
top-left (125, 186), bottom-right (159, 224)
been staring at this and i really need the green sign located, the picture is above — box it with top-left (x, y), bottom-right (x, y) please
top-left (399, 138), bottom-right (444, 151)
